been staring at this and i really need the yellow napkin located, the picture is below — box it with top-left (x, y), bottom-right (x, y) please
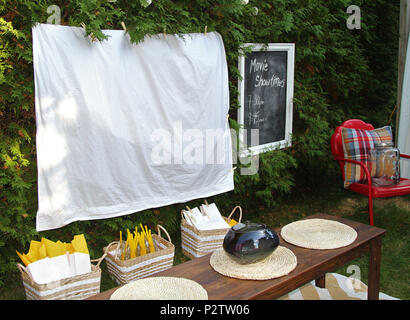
top-left (16, 234), bottom-right (89, 266)
top-left (42, 238), bottom-right (62, 258)
top-left (71, 234), bottom-right (89, 254)
top-left (25, 240), bottom-right (41, 262)
top-left (228, 219), bottom-right (238, 227)
top-left (16, 251), bottom-right (31, 267)
top-left (38, 243), bottom-right (47, 260)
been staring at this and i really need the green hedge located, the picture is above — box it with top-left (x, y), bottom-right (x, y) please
top-left (0, 0), bottom-right (399, 285)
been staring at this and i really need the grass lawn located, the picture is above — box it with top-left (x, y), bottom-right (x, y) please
top-left (1, 184), bottom-right (409, 300)
top-left (254, 187), bottom-right (410, 300)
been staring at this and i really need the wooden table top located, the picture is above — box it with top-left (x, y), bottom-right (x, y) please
top-left (87, 213), bottom-right (386, 300)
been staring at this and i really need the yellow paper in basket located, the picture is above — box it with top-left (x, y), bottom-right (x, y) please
top-left (17, 235), bottom-right (89, 278)
top-left (71, 234), bottom-right (89, 254)
top-left (228, 219), bottom-right (238, 227)
top-left (16, 250), bottom-right (31, 266)
top-left (42, 238), bottom-right (62, 258)
top-left (56, 241), bottom-right (66, 255)
top-left (69, 235), bottom-right (91, 277)
top-left (24, 240), bottom-right (40, 263)
top-left (66, 242), bottom-right (75, 254)
top-left (37, 243), bottom-right (47, 260)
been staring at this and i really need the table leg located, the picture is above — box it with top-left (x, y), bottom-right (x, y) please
top-left (315, 275), bottom-right (326, 288)
top-left (368, 235), bottom-right (382, 300)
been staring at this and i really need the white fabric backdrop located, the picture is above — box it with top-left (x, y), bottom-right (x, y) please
top-left (398, 34), bottom-right (410, 179)
top-left (33, 24), bottom-right (234, 231)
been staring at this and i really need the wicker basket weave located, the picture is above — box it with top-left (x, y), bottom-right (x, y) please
top-left (181, 205), bottom-right (242, 259)
top-left (17, 253), bottom-right (106, 300)
top-left (104, 225), bottom-right (175, 285)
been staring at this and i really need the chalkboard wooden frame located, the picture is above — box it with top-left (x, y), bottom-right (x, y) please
top-left (237, 43), bottom-right (295, 156)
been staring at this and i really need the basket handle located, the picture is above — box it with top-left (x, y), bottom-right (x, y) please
top-left (91, 250), bottom-right (109, 268)
top-left (157, 224), bottom-right (172, 244)
top-left (17, 263), bottom-right (30, 277)
top-left (104, 241), bottom-right (121, 260)
top-left (227, 206), bottom-right (242, 223)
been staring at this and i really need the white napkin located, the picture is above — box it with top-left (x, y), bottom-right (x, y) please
top-left (27, 255), bottom-right (71, 284)
top-left (27, 252), bottom-right (91, 284)
top-left (183, 207), bottom-right (209, 230)
top-left (200, 203), bottom-right (230, 229)
top-left (182, 204), bottom-right (230, 231)
top-left (67, 252), bottom-right (91, 277)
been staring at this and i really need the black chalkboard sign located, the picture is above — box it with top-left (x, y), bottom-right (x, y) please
top-left (238, 44), bottom-right (295, 155)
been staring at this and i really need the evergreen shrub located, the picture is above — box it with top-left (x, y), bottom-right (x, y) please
top-left (0, 0), bottom-right (399, 284)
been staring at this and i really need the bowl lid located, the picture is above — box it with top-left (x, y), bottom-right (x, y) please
top-left (231, 220), bottom-right (267, 233)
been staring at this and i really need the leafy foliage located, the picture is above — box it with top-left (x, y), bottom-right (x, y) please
top-left (0, 0), bottom-right (399, 285)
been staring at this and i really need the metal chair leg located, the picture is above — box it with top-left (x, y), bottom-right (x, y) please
top-left (368, 192), bottom-right (374, 226)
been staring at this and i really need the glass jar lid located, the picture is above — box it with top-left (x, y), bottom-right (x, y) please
top-left (374, 141), bottom-right (394, 148)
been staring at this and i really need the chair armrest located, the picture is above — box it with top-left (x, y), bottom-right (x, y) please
top-left (334, 157), bottom-right (372, 188)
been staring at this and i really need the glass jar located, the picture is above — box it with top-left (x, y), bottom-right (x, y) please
top-left (368, 141), bottom-right (400, 186)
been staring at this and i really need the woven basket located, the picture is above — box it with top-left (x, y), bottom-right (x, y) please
top-left (104, 225), bottom-right (175, 285)
top-left (17, 253), bottom-right (106, 300)
top-left (181, 205), bottom-right (242, 259)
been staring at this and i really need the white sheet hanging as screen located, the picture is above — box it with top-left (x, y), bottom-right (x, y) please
top-left (398, 35), bottom-right (410, 179)
top-left (33, 24), bottom-right (234, 231)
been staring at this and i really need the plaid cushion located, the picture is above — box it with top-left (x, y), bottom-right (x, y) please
top-left (341, 126), bottom-right (393, 188)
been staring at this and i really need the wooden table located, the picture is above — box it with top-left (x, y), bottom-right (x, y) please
top-left (88, 213), bottom-right (386, 300)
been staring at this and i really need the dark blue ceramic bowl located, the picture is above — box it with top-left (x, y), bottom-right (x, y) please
top-left (223, 221), bottom-right (279, 265)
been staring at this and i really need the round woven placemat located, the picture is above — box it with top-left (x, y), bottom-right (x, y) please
top-left (280, 218), bottom-right (358, 250)
top-left (209, 246), bottom-right (297, 280)
top-left (110, 276), bottom-right (208, 300)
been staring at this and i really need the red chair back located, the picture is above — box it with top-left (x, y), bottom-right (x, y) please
top-left (330, 119), bottom-right (374, 181)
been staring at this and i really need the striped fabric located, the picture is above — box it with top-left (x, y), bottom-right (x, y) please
top-left (278, 273), bottom-right (399, 300)
top-left (341, 126), bottom-right (393, 188)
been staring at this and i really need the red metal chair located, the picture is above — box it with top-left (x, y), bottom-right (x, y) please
top-left (331, 119), bottom-right (410, 225)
